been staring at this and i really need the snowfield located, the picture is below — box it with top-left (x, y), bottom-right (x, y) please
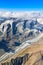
top-left (0, 11), bottom-right (43, 53)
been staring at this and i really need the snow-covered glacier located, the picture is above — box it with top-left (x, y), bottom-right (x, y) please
top-left (0, 11), bottom-right (43, 52)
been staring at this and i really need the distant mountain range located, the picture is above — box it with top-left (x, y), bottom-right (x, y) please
top-left (0, 11), bottom-right (43, 52)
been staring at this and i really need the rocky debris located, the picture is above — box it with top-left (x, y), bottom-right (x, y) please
top-left (1, 54), bottom-right (29, 65)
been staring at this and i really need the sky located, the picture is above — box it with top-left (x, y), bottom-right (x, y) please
top-left (0, 0), bottom-right (43, 11)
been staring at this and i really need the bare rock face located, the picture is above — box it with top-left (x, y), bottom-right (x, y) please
top-left (1, 43), bottom-right (43, 65)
